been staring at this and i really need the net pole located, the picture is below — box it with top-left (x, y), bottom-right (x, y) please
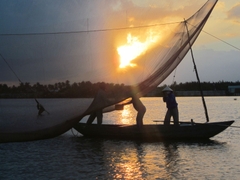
top-left (184, 20), bottom-right (209, 122)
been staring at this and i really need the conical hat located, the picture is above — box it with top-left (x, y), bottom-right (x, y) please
top-left (162, 86), bottom-right (173, 92)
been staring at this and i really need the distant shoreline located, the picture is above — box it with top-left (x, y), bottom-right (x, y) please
top-left (1, 81), bottom-right (240, 98)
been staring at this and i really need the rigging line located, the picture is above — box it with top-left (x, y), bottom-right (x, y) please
top-left (202, 30), bottom-right (240, 51)
top-left (0, 21), bottom-right (180, 36)
top-left (187, 22), bottom-right (240, 51)
top-left (0, 53), bottom-right (23, 83)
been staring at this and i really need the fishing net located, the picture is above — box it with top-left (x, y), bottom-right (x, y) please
top-left (0, 0), bottom-right (217, 142)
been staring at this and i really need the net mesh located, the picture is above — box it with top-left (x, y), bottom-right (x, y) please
top-left (0, 0), bottom-right (218, 142)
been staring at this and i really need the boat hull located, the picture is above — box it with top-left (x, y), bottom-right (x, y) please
top-left (74, 121), bottom-right (234, 141)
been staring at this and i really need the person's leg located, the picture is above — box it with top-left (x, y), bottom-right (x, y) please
top-left (96, 110), bottom-right (103, 125)
top-left (164, 109), bottom-right (171, 125)
top-left (136, 107), bottom-right (146, 127)
top-left (87, 112), bottom-right (96, 124)
top-left (136, 113), bottom-right (144, 127)
top-left (172, 108), bottom-right (179, 126)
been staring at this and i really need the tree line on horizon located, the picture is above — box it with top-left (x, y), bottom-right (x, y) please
top-left (0, 80), bottom-right (239, 98)
top-left (168, 81), bottom-right (240, 91)
top-left (0, 81), bottom-right (127, 98)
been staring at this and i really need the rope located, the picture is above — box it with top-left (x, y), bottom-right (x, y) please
top-left (0, 53), bottom-right (23, 83)
top-left (0, 21), bottom-right (180, 36)
top-left (187, 22), bottom-right (240, 51)
top-left (202, 30), bottom-right (240, 51)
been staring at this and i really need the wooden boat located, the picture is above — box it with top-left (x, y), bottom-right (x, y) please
top-left (74, 120), bottom-right (234, 141)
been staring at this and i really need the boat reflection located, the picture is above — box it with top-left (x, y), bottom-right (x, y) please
top-left (73, 137), bottom-right (225, 179)
top-left (162, 142), bottom-right (180, 177)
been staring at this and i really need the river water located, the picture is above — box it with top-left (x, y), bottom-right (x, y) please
top-left (1, 97), bottom-right (240, 179)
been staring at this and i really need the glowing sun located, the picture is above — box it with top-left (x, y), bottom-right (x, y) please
top-left (117, 32), bottom-right (160, 68)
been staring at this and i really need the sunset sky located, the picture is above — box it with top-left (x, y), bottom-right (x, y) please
top-left (167, 0), bottom-right (240, 84)
top-left (0, 0), bottom-right (239, 85)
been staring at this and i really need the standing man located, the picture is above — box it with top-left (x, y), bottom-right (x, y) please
top-left (162, 86), bottom-right (179, 126)
top-left (87, 83), bottom-right (109, 125)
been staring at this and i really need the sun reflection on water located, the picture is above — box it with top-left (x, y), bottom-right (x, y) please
top-left (120, 104), bottom-right (136, 124)
top-left (104, 143), bottom-right (146, 179)
top-left (101, 140), bottom-right (180, 180)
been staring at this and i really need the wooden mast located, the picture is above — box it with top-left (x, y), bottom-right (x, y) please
top-left (184, 20), bottom-right (210, 122)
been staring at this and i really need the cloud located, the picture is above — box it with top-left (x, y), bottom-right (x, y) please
top-left (227, 3), bottom-right (240, 24)
top-left (0, 0), bottom-right (209, 34)
top-left (105, 0), bottom-right (204, 26)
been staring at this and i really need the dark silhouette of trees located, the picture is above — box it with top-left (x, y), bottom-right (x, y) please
top-left (160, 81), bottom-right (240, 92)
top-left (0, 80), bottom-right (239, 98)
top-left (0, 81), bottom-right (129, 98)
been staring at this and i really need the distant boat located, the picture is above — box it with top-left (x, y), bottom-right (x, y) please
top-left (74, 121), bottom-right (234, 141)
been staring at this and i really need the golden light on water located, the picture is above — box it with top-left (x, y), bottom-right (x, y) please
top-left (120, 105), bottom-right (134, 124)
top-left (117, 31), bottom-right (160, 68)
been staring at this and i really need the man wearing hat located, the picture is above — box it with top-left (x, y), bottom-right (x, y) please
top-left (162, 86), bottom-right (179, 126)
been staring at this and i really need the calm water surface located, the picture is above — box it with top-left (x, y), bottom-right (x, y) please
top-left (1, 97), bottom-right (240, 179)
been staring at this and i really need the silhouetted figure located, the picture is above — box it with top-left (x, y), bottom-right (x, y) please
top-left (87, 83), bottom-right (109, 125)
top-left (131, 93), bottom-right (146, 128)
top-left (162, 86), bottom-right (179, 126)
top-left (35, 99), bottom-right (49, 116)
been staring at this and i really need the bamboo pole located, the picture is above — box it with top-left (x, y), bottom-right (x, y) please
top-left (184, 20), bottom-right (209, 122)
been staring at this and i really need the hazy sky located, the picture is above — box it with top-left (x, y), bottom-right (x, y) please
top-left (164, 0), bottom-right (240, 84)
top-left (0, 0), bottom-right (239, 86)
